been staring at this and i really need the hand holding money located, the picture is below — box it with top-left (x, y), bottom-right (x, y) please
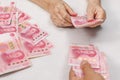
top-left (68, 45), bottom-right (110, 80)
top-left (69, 61), bottom-right (105, 80)
top-left (31, 0), bottom-right (77, 27)
top-left (48, 0), bottom-right (77, 27)
top-left (31, 0), bottom-right (106, 28)
top-left (87, 0), bottom-right (106, 28)
top-left (71, 16), bottom-right (104, 28)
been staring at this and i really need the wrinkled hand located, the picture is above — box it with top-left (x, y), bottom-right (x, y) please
top-left (48, 0), bottom-right (77, 27)
top-left (69, 61), bottom-right (105, 80)
top-left (87, 3), bottom-right (106, 28)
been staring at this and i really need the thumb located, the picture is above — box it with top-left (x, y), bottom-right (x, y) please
top-left (64, 2), bottom-right (77, 16)
top-left (80, 61), bottom-right (95, 75)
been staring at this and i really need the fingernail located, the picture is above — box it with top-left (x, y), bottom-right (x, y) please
top-left (81, 60), bottom-right (88, 66)
top-left (71, 13), bottom-right (77, 16)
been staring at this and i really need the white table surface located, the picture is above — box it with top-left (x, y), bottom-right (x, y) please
top-left (0, 0), bottom-right (120, 80)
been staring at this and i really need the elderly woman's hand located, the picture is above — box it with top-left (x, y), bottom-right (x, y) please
top-left (87, 0), bottom-right (106, 28)
top-left (69, 61), bottom-right (105, 80)
top-left (48, 0), bottom-right (77, 27)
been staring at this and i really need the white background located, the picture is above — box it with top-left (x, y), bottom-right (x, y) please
top-left (0, 0), bottom-right (120, 80)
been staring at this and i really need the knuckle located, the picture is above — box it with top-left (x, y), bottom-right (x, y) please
top-left (63, 14), bottom-right (68, 18)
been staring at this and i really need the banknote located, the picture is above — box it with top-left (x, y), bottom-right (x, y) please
top-left (71, 16), bottom-right (103, 28)
top-left (0, 2), bottom-right (53, 75)
top-left (21, 39), bottom-right (53, 58)
top-left (18, 22), bottom-right (48, 45)
top-left (68, 45), bottom-right (109, 80)
top-left (0, 33), bottom-right (31, 75)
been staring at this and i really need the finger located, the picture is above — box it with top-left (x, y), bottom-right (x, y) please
top-left (96, 9), bottom-right (106, 20)
top-left (59, 8), bottom-right (72, 23)
top-left (89, 23), bottom-right (101, 28)
top-left (80, 60), bottom-right (95, 75)
top-left (51, 15), bottom-right (72, 27)
top-left (64, 2), bottom-right (77, 16)
top-left (87, 10), bottom-right (94, 20)
top-left (69, 68), bottom-right (76, 77)
top-left (57, 19), bottom-right (73, 27)
top-left (70, 77), bottom-right (81, 80)
top-left (56, 12), bottom-right (65, 21)
top-left (63, 22), bottom-right (73, 27)
top-left (54, 6), bottom-right (72, 24)
top-left (51, 15), bottom-right (62, 26)
top-left (79, 77), bottom-right (84, 80)
top-left (55, 2), bottom-right (74, 24)
top-left (60, 22), bottom-right (73, 27)
top-left (69, 68), bottom-right (81, 80)
top-left (89, 20), bottom-right (103, 28)
top-left (56, 10), bottom-right (73, 26)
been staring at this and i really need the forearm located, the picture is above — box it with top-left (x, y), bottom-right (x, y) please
top-left (30, 0), bottom-right (51, 12)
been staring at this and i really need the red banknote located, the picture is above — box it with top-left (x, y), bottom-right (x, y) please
top-left (21, 39), bottom-right (53, 58)
top-left (18, 22), bottom-right (48, 45)
top-left (0, 2), bottom-right (17, 27)
top-left (0, 33), bottom-right (31, 75)
top-left (0, 2), bottom-right (53, 75)
top-left (68, 45), bottom-right (109, 80)
top-left (17, 10), bottom-right (31, 24)
top-left (71, 16), bottom-right (103, 28)
top-left (69, 45), bottom-right (100, 68)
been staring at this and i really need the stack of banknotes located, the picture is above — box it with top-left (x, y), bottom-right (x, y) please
top-left (68, 44), bottom-right (110, 80)
top-left (0, 2), bottom-right (53, 75)
top-left (71, 16), bottom-right (103, 28)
